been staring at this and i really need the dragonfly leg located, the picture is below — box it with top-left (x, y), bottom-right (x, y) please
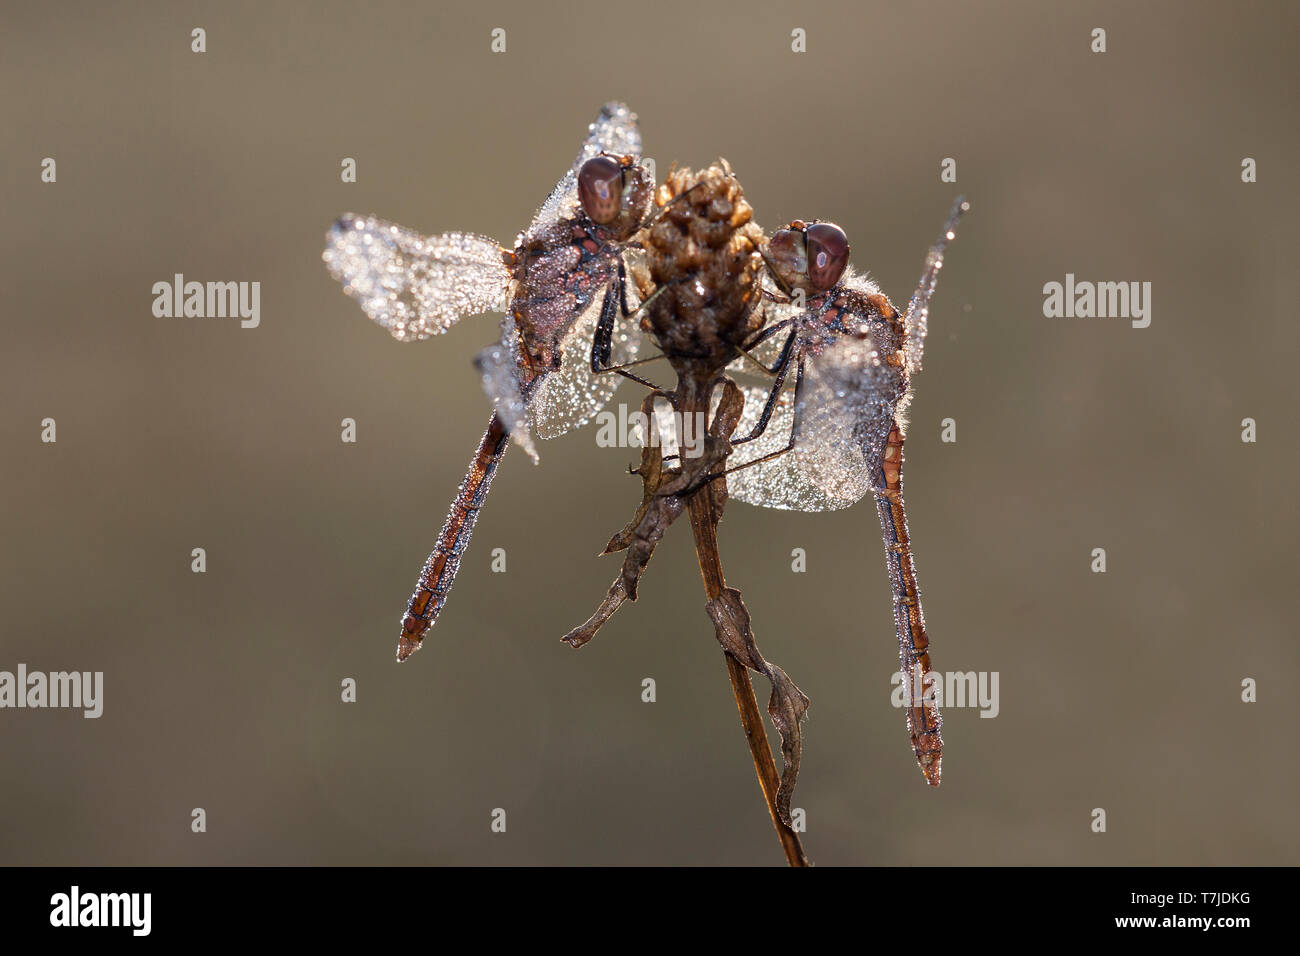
top-left (739, 315), bottom-right (797, 360)
top-left (589, 257), bottom-right (667, 390)
top-left (665, 352), bottom-right (806, 498)
top-left (731, 317), bottom-right (798, 381)
top-left (731, 329), bottom-right (800, 446)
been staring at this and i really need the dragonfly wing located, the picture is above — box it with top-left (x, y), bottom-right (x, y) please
top-left (525, 285), bottom-right (646, 440)
top-left (791, 335), bottom-right (902, 509)
top-left (474, 323), bottom-right (538, 463)
top-left (324, 214), bottom-right (510, 342)
top-left (575, 100), bottom-right (642, 166)
top-left (727, 324), bottom-right (906, 512)
top-left (726, 383), bottom-right (850, 512)
top-left (902, 196), bottom-right (968, 374)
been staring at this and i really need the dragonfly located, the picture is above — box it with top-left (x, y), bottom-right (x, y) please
top-left (654, 199), bottom-right (969, 786)
top-left (322, 102), bottom-right (660, 661)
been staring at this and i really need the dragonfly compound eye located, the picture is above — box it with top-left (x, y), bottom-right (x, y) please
top-left (804, 222), bottom-right (850, 291)
top-left (578, 156), bottom-right (624, 225)
top-left (765, 226), bottom-right (809, 293)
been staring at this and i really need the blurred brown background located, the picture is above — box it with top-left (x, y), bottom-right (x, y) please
top-left (1, 1), bottom-right (1296, 865)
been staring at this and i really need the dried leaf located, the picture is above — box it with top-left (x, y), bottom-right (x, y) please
top-left (563, 393), bottom-right (683, 645)
top-left (562, 577), bottom-right (629, 649)
top-left (706, 586), bottom-right (810, 824)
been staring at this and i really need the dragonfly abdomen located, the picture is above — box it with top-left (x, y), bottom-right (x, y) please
top-left (397, 413), bottom-right (510, 662)
top-left (876, 424), bottom-right (944, 786)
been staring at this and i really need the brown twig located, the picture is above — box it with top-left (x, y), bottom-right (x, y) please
top-left (687, 477), bottom-right (810, 868)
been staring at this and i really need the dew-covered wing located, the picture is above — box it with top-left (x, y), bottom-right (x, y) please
top-left (475, 325), bottom-right (538, 463)
top-left (727, 335), bottom-right (903, 512)
top-left (902, 196), bottom-right (968, 374)
top-left (791, 335), bottom-right (900, 507)
top-left (725, 382), bottom-right (849, 512)
top-left (324, 214), bottom-right (510, 342)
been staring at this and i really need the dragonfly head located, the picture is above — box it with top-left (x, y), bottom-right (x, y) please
top-left (578, 154), bottom-right (654, 238)
top-left (766, 220), bottom-right (850, 295)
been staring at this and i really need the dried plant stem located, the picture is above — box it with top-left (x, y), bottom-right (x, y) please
top-left (687, 483), bottom-right (810, 868)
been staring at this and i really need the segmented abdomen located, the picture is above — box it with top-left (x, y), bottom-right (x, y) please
top-left (875, 424), bottom-right (944, 785)
top-left (397, 413), bottom-right (510, 662)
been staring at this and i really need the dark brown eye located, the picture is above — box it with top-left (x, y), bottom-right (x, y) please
top-left (804, 222), bottom-right (849, 290)
top-left (765, 227), bottom-right (808, 293)
top-left (578, 156), bottom-right (624, 224)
